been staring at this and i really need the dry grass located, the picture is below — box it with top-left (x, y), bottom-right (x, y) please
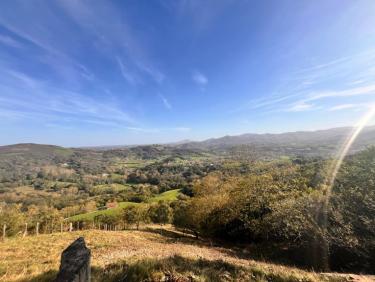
top-left (0, 226), bottom-right (370, 282)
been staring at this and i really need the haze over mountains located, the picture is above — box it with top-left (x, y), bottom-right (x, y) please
top-left (180, 125), bottom-right (375, 150)
top-left (2, 126), bottom-right (375, 159)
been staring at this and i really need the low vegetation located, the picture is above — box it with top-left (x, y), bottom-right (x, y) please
top-left (0, 226), bottom-right (356, 282)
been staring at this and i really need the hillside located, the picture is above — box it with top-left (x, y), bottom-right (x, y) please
top-left (0, 226), bottom-right (370, 282)
top-left (0, 143), bottom-right (74, 159)
top-left (69, 189), bottom-right (180, 222)
top-left (2, 126), bottom-right (375, 161)
top-left (179, 126), bottom-right (375, 157)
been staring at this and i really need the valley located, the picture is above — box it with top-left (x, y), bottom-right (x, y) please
top-left (1, 127), bottom-right (375, 280)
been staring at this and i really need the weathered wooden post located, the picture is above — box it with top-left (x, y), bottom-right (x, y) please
top-left (69, 222), bottom-right (73, 232)
top-left (55, 237), bottom-right (91, 282)
top-left (2, 224), bottom-right (6, 240)
top-left (23, 223), bottom-right (28, 238)
top-left (36, 222), bottom-right (39, 236)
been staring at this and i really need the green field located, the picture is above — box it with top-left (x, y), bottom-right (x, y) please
top-left (69, 189), bottom-right (181, 222)
top-left (147, 189), bottom-right (180, 202)
top-left (69, 202), bottom-right (139, 221)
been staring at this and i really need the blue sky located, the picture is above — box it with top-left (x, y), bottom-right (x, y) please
top-left (1, 0), bottom-right (375, 146)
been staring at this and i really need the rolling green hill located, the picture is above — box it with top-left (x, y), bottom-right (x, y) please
top-left (0, 143), bottom-right (73, 157)
top-left (69, 189), bottom-right (181, 221)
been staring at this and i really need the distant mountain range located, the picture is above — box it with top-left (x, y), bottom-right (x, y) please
top-left (1, 126), bottom-right (375, 159)
top-left (179, 126), bottom-right (375, 148)
top-left (174, 126), bottom-right (375, 158)
top-left (0, 143), bottom-right (74, 159)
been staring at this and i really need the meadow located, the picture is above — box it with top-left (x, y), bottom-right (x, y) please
top-left (69, 189), bottom-right (180, 222)
top-left (0, 225), bottom-right (362, 282)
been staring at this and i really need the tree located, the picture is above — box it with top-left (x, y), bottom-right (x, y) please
top-left (148, 202), bottom-right (172, 225)
top-left (123, 205), bottom-right (148, 230)
top-left (0, 203), bottom-right (24, 236)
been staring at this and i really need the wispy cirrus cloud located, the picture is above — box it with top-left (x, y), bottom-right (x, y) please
top-left (57, 0), bottom-right (164, 85)
top-left (0, 68), bottom-right (134, 126)
top-left (287, 102), bottom-right (314, 112)
top-left (0, 34), bottom-right (22, 48)
top-left (0, 8), bottom-right (94, 87)
top-left (306, 84), bottom-right (375, 102)
top-left (239, 51), bottom-right (375, 115)
top-left (160, 0), bottom-right (234, 33)
top-left (329, 104), bottom-right (358, 111)
top-left (0, 66), bottom-right (188, 135)
top-left (192, 70), bottom-right (208, 87)
top-left (328, 103), bottom-right (371, 112)
top-left (0, 0), bottom-right (176, 140)
top-left (158, 94), bottom-right (172, 110)
top-left (116, 56), bottom-right (138, 85)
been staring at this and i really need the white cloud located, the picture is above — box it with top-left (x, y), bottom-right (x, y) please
top-left (0, 68), bottom-right (135, 126)
top-left (58, 0), bottom-right (164, 85)
top-left (116, 57), bottom-right (138, 85)
top-left (0, 34), bottom-right (21, 48)
top-left (287, 102), bottom-right (314, 112)
top-left (192, 71), bottom-right (208, 86)
top-left (239, 51), bottom-right (375, 115)
top-left (6, 70), bottom-right (39, 88)
top-left (136, 62), bottom-right (165, 84)
top-left (329, 104), bottom-right (357, 111)
top-left (126, 127), bottom-right (160, 133)
top-left (349, 79), bottom-right (365, 85)
top-left (158, 94), bottom-right (172, 109)
top-left (328, 103), bottom-right (371, 112)
top-left (307, 84), bottom-right (375, 101)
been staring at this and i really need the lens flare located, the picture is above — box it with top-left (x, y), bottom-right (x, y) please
top-left (325, 104), bottom-right (375, 197)
top-left (318, 104), bottom-right (375, 270)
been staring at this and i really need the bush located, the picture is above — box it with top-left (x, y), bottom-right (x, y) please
top-left (148, 202), bottom-right (172, 225)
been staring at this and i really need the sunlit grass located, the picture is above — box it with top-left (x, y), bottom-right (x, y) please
top-left (147, 189), bottom-right (180, 203)
top-left (0, 226), bottom-right (346, 282)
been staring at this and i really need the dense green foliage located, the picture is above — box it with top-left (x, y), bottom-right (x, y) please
top-left (328, 148), bottom-right (375, 271)
top-left (172, 149), bottom-right (375, 272)
top-left (1, 142), bottom-right (374, 273)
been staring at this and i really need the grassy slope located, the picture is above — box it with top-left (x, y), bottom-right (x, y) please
top-left (0, 143), bottom-right (74, 158)
top-left (69, 202), bottom-right (140, 221)
top-left (0, 226), bottom-right (356, 282)
top-left (147, 189), bottom-right (180, 203)
top-left (69, 189), bottom-right (181, 221)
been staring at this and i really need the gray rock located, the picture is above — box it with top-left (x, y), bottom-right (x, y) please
top-left (55, 237), bottom-right (91, 282)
